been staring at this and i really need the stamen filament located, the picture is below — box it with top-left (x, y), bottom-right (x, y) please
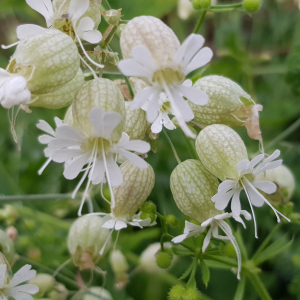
top-left (38, 158), bottom-right (52, 175)
top-left (79, 55), bottom-right (97, 79)
top-left (1, 41), bottom-right (20, 49)
top-left (100, 228), bottom-right (114, 255)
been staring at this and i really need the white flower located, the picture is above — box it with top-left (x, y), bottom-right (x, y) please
top-left (88, 212), bottom-right (156, 255)
top-left (118, 34), bottom-right (212, 139)
top-left (0, 69), bottom-right (31, 109)
top-left (21, 0), bottom-right (102, 43)
top-left (172, 211), bottom-right (251, 279)
top-left (177, 0), bottom-right (194, 20)
top-left (0, 264), bottom-right (38, 300)
top-left (38, 108), bottom-right (150, 215)
top-left (212, 150), bottom-right (290, 238)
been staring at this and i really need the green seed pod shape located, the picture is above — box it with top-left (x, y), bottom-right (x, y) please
top-left (112, 160), bottom-right (155, 219)
top-left (8, 29), bottom-right (80, 95)
top-left (170, 159), bottom-right (220, 223)
top-left (72, 78), bottom-right (125, 141)
top-left (53, 0), bottom-right (102, 29)
top-left (189, 75), bottom-right (254, 127)
top-left (68, 215), bottom-right (111, 269)
top-left (124, 101), bottom-right (149, 140)
top-left (196, 125), bottom-right (248, 181)
top-left (0, 229), bottom-right (16, 265)
top-left (120, 16), bottom-right (180, 66)
top-left (30, 68), bottom-right (84, 109)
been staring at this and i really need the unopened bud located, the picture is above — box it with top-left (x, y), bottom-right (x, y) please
top-left (166, 215), bottom-right (179, 227)
top-left (169, 285), bottom-right (185, 300)
top-left (83, 287), bottom-right (113, 300)
top-left (170, 159), bottom-right (220, 223)
top-left (103, 9), bottom-right (122, 26)
top-left (6, 226), bottom-right (18, 241)
top-left (183, 288), bottom-right (201, 300)
top-left (0, 229), bottom-right (16, 265)
top-left (109, 250), bottom-right (129, 275)
top-left (220, 243), bottom-right (237, 259)
top-left (243, 0), bottom-right (261, 12)
top-left (140, 212), bottom-right (156, 223)
top-left (68, 215), bottom-right (112, 270)
top-left (156, 251), bottom-right (172, 269)
top-left (193, 0), bottom-right (211, 10)
top-left (255, 165), bottom-right (295, 205)
top-left (29, 274), bottom-right (55, 298)
top-left (196, 125), bottom-right (248, 181)
top-left (140, 202), bottom-right (156, 213)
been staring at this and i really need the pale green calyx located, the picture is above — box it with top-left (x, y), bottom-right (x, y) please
top-left (8, 29), bottom-right (80, 95)
top-left (170, 159), bottom-right (220, 223)
top-left (255, 164), bottom-right (295, 205)
top-left (67, 215), bottom-right (111, 270)
top-left (124, 101), bottom-right (149, 140)
top-left (196, 124), bottom-right (248, 181)
top-left (30, 68), bottom-right (84, 109)
top-left (189, 75), bottom-right (255, 127)
top-left (72, 78), bottom-right (126, 141)
top-left (0, 229), bottom-right (17, 265)
top-left (28, 274), bottom-right (55, 298)
top-left (112, 160), bottom-right (155, 219)
top-left (103, 9), bottom-right (122, 26)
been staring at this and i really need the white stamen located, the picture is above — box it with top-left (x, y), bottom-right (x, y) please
top-left (38, 157), bottom-right (52, 175)
top-left (1, 41), bottom-right (20, 49)
top-left (100, 228), bottom-right (114, 255)
top-left (79, 55), bottom-right (97, 79)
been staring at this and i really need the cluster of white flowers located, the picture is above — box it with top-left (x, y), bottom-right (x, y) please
top-left (0, 0), bottom-right (293, 296)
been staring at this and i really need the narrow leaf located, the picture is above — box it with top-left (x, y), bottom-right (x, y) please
top-left (234, 277), bottom-right (246, 300)
top-left (200, 257), bottom-right (210, 287)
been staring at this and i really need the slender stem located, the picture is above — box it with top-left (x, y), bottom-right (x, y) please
top-left (264, 118), bottom-right (300, 152)
top-left (103, 0), bottom-right (112, 10)
top-left (101, 26), bottom-right (118, 48)
top-left (163, 130), bottom-right (181, 164)
top-left (0, 193), bottom-right (74, 202)
top-left (210, 3), bottom-right (243, 9)
top-left (193, 11), bottom-right (207, 33)
top-left (124, 76), bottom-right (135, 98)
top-left (247, 272), bottom-right (273, 300)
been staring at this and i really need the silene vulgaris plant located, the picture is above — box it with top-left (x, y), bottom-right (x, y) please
top-left (0, 0), bottom-right (298, 299)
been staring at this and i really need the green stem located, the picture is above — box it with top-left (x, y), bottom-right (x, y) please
top-left (103, 0), bottom-right (112, 10)
top-left (210, 3), bottom-right (243, 9)
top-left (252, 223), bottom-right (282, 261)
top-left (0, 193), bottom-right (74, 202)
top-left (186, 253), bottom-right (199, 287)
top-left (180, 130), bottom-right (198, 160)
top-left (124, 75), bottom-right (134, 98)
top-left (247, 272), bottom-right (273, 300)
top-left (163, 130), bottom-right (182, 164)
top-left (101, 26), bottom-right (118, 48)
top-left (193, 11), bottom-right (207, 33)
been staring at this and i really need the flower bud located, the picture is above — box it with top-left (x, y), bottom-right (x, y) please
top-left (193, 0), bottom-right (211, 10)
top-left (30, 68), bottom-right (84, 109)
top-left (183, 288), bottom-right (201, 300)
top-left (112, 160), bottom-right (155, 219)
top-left (140, 201), bottom-right (156, 213)
top-left (140, 242), bottom-right (173, 273)
top-left (109, 250), bottom-right (129, 289)
top-left (82, 287), bottom-right (113, 300)
top-left (243, 0), bottom-right (261, 12)
top-left (166, 215), bottom-right (179, 227)
top-left (120, 16), bottom-right (180, 66)
top-left (0, 229), bottom-right (16, 265)
top-left (29, 273), bottom-right (55, 298)
top-left (124, 101), bottom-right (149, 140)
top-left (196, 125), bottom-right (248, 181)
top-left (156, 251), bottom-right (173, 269)
top-left (170, 159), bottom-right (220, 223)
top-left (72, 78), bottom-right (125, 141)
top-left (6, 226), bottom-right (18, 242)
top-left (169, 285), bottom-right (185, 300)
top-left (8, 29), bottom-right (80, 95)
top-left (255, 164), bottom-right (295, 205)
top-left (220, 243), bottom-right (237, 259)
top-left (178, 0), bottom-right (194, 20)
top-left (68, 215), bottom-right (111, 270)
top-left (103, 9), bottom-right (122, 26)
top-left (140, 212), bottom-right (156, 223)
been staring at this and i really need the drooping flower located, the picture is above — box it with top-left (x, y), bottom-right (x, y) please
top-left (196, 124), bottom-right (290, 238)
top-left (118, 16), bottom-right (212, 138)
top-left (0, 261), bottom-right (39, 300)
top-left (38, 108), bottom-right (150, 215)
top-left (170, 159), bottom-right (250, 279)
top-left (88, 160), bottom-right (156, 254)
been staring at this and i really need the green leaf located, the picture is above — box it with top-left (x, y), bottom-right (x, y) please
top-left (172, 245), bottom-right (194, 256)
top-left (200, 256), bottom-right (210, 287)
top-left (233, 277), bottom-right (246, 300)
top-left (253, 236), bottom-right (293, 265)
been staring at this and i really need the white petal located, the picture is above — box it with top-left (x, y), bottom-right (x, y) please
top-left (38, 135), bottom-right (53, 144)
top-left (217, 180), bottom-right (238, 193)
top-left (236, 159), bottom-right (250, 174)
top-left (256, 160), bottom-right (282, 174)
top-left (131, 87), bottom-right (158, 110)
top-left (162, 114), bottom-right (176, 131)
top-left (17, 24), bottom-right (48, 40)
top-left (172, 233), bottom-right (189, 243)
top-left (131, 46), bottom-right (157, 72)
top-left (252, 181), bottom-right (277, 194)
top-left (0, 68), bottom-right (11, 79)
top-left (11, 284), bottom-right (39, 294)
top-left (10, 265), bottom-right (36, 287)
top-left (231, 189), bottom-right (241, 216)
top-left (9, 292), bottom-right (34, 300)
top-left (118, 60), bottom-right (153, 78)
top-left (146, 97), bottom-right (160, 123)
top-left (118, 139), bottom-right (151, 153)
top-left (240, 210), bottom-right (252, 220)
top-left (106, 155), bottom-right (123, 187)
top-left (151, 115), bottom-right (163, 133)
top-left (76, 17), bottom-right (94, 32)
top-left (174, 34), bottom-right (205, 67)
top-left (182, 79), bottom-right (192, 87)
top-left (201, 217), bottom-right (214, 227)
top-left (54, 117), bottom-right (63, 127)
top-left (115, 220), bottom-right (128, 231)
top-left (90, 158), bottom-right (105, 185)
top-left (51, 149), bottom-right (84, 163)
top-left (102, 219), bottom-right (116, 229)
top-left (171, 88), bottom-right (194, 122)
top-left (36, 120), bottom-right (54, 135)
top-left (69, 0), bottom-right (89, 26)
top-left (25, 0), bottom-right (54, 27)
top-left (55, 125), bottom-right (85, 140)
top-left (178, 85), bottom-right (209, 106)
top-left (63, 153), bottom-right (90, 180)
top-left (184, 221), bottom-right (203, 234)
top-left (202, 227), bottom-right (212, 252)
top-left (184, 47), bottom-right (213, 75)
top-left (243, 181), bottom-right (265, 207)
top-left (248, 153), bottom-right (264, 170)
top-left (79, 30), bottom-right (102, 44)
top-left (116, 149), bottom-right (148, 169)
top-left (213, 190), bottom-right (234, 210)
top-left (49, 138), bottom-right (82, 149)
top-left (88, 108), bottom-right (122, 139)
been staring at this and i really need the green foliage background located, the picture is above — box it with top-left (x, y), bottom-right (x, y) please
top-left (0, 0), bottom-right (299, 299)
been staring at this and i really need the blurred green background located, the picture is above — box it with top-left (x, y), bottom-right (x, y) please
top-left (0, 0), bottom-right (300, 299)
